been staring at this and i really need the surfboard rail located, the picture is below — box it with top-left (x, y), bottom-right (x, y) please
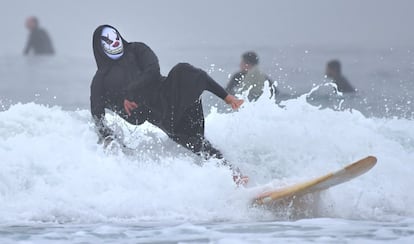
top-left (253, 156), bottom-right (377, 205)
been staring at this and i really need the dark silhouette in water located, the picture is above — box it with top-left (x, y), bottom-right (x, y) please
top-left (23, 16), bottom-right (54, 55)
top-left (226, 51), bottom-right (277, 102)
top-left (326, 60), bottom-right (355, 93)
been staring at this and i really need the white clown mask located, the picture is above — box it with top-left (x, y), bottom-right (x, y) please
top-left (101, 27), bottom-right (124, 59)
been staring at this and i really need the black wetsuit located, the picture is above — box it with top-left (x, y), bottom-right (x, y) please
top-left (333, 75), bottom-right (355, 93)
top-left (90, 25), bottom-right (229, 162)
top-left (23, 27), bottom-right (54, 55)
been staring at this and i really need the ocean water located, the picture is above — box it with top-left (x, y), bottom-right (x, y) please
top-left (0, 47), bottom-right (413, 243)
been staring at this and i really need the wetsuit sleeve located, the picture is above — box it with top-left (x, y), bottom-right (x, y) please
top-left (90, 71), bottom-right (113, 139)
top-left (127, 43), bottom-right (161, 100)
top-left (205, 76), bottom-right (228, 100)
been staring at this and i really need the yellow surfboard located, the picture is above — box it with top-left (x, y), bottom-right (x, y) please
top-left (253, 156), bottom-right (377, 206)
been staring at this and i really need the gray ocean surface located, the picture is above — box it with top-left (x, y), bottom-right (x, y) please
top-left (0, 45), bottom-right (414, 244)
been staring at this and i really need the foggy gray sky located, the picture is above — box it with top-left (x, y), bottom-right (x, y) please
top-left (3, 0), bottom-right (414, 56)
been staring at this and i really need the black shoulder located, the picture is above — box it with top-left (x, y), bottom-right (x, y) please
top-left (127, 42), bottom-right (158, 59)
top-left (128, 42), bottom-right (153, 52)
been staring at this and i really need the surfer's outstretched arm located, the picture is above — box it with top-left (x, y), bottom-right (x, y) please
top-left (201, 71), bottom-right (244, 110)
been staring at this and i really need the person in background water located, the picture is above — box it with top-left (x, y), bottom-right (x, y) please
top-left (226, 51), bottom-right (276, 102)
top-left (23, 16), bottom-right (54, 55)
top-left (90, 25), bottom-right (247, 184)
top-left (325, 60), bottom-right (355, 93)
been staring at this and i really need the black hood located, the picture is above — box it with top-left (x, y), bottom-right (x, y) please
top-left (92, 24), bottom-right (128, 69)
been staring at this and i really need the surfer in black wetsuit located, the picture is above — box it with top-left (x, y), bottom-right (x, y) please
top-left (226, 51), bottom-right (276, 102)
top-left (23, 16), bottom-right (54, 55)
top-left (90, 25), bottom-right (247, 184)
top-left (326, 60), bottom-right (355, 93)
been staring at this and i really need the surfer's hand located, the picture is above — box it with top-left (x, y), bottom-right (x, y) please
top-left (224, 95), bottom-right (244, 110)
top-left (124, 99), bottom-right (138, 116)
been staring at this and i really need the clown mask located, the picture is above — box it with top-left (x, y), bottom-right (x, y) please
top-left (101, 27), bottom-right (124, 59)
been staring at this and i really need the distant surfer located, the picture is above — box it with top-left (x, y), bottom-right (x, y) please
top-left (23, 16), bottom-right (55, 55)
top-left (226, 51), bottom-right (277, 102)
top-left (325, 60), bottom-right (355, 93)
top-left (90, 25), bottom-right (247, 184)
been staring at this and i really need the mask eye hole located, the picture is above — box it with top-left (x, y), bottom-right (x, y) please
top-left (101, 35), bottom-right (113, 45)
top-left (113, 31), bottom-right (120, 41)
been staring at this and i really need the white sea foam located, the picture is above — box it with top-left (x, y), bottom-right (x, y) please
top-left (0, 92), bottom-right (413, 224)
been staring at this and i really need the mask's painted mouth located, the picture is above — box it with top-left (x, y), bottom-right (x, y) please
top-left (103, 44), bottom-right (123, 55)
